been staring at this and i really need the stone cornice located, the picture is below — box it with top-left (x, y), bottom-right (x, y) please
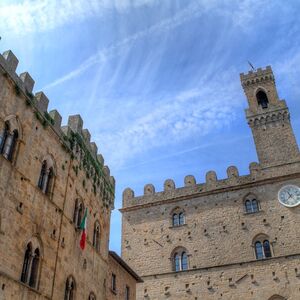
top-left (141, 252), bottom-right (300, 279)
top-left (120, 170), bottom-right (300, 213)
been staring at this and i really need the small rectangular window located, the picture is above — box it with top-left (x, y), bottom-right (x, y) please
top-left (125, 285), bottom-right (130, 300)
top-left (111, 273), bottom-right (116, 292)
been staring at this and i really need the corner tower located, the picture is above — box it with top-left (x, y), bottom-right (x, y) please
top-left (240, 66), bottom-right (299, 167)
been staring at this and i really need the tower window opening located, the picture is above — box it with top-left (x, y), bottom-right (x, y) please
top-left (256, 90), bottom-right (269, 109)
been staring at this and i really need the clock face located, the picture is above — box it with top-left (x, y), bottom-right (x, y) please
top-left (278, 185), bottom-right (300, 207)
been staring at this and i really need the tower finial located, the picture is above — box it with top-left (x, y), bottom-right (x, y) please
top-left (248, 61), bottom-right (256, 71)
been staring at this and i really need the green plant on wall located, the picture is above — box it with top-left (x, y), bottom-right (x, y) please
top-left (14, 84), bottom-right (21, 95)
top-left (63, 131), bottom-right (115, 208)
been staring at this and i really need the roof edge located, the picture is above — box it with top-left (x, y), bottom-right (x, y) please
top-left (109, 251), bottom-right (143, 283)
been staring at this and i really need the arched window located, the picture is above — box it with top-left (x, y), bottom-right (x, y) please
top-left (125, 286), bottom-right (130, 300)
top-left (255, 241), bottom-right (264, 259)
top-left (172, 248), bottom-right (189, 272)
top-left (256, 90), bottom-right (269, 109)
top-left (38, 158), bottom-right (55, 195)
top-left (38, 161), bottom-right (47, 190)
top-left (171, 208), bottom-right (185, 227)
top-left (21, 243), bottom-right (32, 283)
top-left (252, 199), bottom-right (259, 212)
top-left (93, 221), bottom-right (100, 252)
top-left (181, 252), bottom-right (188, 270)
top-left (244, 195), bottom-right (260, 213)
top-left (89, 292), bottom-right (96, 300)
top-left (178, 212), bottom-right (185, 225)
top-left (263, 240), bottom-right (272, 258)
top-left (174, 253), bottom-right (180, 272)
top-left (73, 200), bottom-right (84, 228)
top-left (254, 235), bottom-right (272, 259)
top-left (45, 167), bottom-right (54, 194)
top-left (0, 120), bottom-right (5, 150)
top-left (29, 248), bottom-right (40, 288)
top-left (20, 241), bottom-right (41, 289)
top-left (268, 295), bottom-right (285, 300)
top-left (172, 214), bottom-right (179, 226)
top-left (245, 200), bottom-right (252, 212)
top-left (64, 276), bottom-right (76, 300)
top-left (0, 121), bottom-right (18, 161)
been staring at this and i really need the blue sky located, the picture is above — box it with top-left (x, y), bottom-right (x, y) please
top-left (1, 0), bottom-right (300, 254)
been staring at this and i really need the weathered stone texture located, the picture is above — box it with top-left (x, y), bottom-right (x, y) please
top-left (0, 50), bottom-right (115, 300)
top-left (107, 251), bottom-right (142, 300)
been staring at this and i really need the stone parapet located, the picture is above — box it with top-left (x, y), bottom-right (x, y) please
top-left (0, 49), bottom-right (115, 206)
top-left (240, 66), bottom-right (274, 86)
top-left (122, 162), bottom-right (300, 210)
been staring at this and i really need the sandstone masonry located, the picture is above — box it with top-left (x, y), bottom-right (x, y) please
top-left (0, 49), bottom-right (139, 300)
top-left (107, 251), bottom-right (143, 300)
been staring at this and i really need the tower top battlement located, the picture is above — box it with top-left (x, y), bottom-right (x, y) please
top-left (239, 65), bottom-right (299, 167)
top-left (240, 65), bottom-right (274, 86)
top-left (122, 65), bottom-right (300, 211)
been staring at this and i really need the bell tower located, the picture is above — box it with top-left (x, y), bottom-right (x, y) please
top-left (240, 66), bottom-right (299, 168)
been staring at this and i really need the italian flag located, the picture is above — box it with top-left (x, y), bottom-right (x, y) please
top-left (79, 208), bottom-right (88, 250)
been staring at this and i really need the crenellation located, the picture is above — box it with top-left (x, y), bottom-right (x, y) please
top-left (123, 188), bottom-right (135, 206)
top-left (67, 114), bottom-right (83, 134)
top-left (35, 91), bottom-right (49, 112)
top-left (2, 50), bottom-right (19, 72)
top-left (82, 128), bottom-right (91, 143)
top-left (49, 110), bottom-right (62, 131)
top-left (249, 162), bottom-right (261, 177)
top-left (19, 72), bottom-right (35, 93)
top-left (90, 142), bottom-right (98, 157)
top-left (206, 170), bottom-right (217, 184)
top-left (109, 176), bottom-right (115, 187)
top-left (103, 165), bottom-right (110, 177)
top-left (144, 184), bottom-right (155, 195)
top-left (240, 66), bottom-right (273, 83)
top-left (121, 162), bottom-right (300, 210)
top-left (97, 153), bottom-right (104, 165)
top-left (184, 175), bottom-right (196, 187)
top-left (61, 125), bottom-right (71, 138)
top-left (226, 166), bottom-right (239, 179)
top-left (164, 179), bottom-right (175, 191)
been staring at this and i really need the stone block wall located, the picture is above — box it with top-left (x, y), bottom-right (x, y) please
top-left (107, 251), bottom-right (142, 300)
top-left (0, 50), bottom-right (115, 300)
top-left (121, 166), bottom-right (300, 299)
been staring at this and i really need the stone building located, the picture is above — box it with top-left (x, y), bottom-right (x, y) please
top-left (107, 251), bottom-right (143, 300)
top-left (121, 66), bottom-right (300, 299)
top-left (0, 50), bottom-right (116, 299)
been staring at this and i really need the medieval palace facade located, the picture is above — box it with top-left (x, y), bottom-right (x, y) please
top-left (0, 46), bottom-right (300, 300)
top-left (0, 50), bottom-right (141, 300)
top-left (121, 66), bottom-right (300, 299)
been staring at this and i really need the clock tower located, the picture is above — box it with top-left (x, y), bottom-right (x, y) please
top-left (240, 66), bottom-right (299, 168)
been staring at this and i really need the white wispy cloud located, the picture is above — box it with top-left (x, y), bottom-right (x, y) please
top-left (94, 69), bottom-right (243, 168)
top-left (42, 1), bottom-right (217, 90)
top-left (0, 0), bottom-right (155, 34)
top-left (41, 0), bottom-right (273, 90)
